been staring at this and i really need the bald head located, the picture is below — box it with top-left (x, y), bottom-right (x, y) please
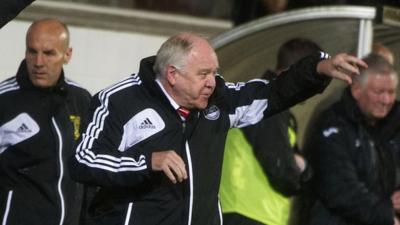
top-left (25, 18), bottom-right (72, 88)
top-left (27, 18), bottom-right (70, 50)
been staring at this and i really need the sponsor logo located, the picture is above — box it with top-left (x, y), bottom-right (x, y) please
top-left (0, 113), bottom-right (40, 154)
top-left (17, 123), bottom-right (32, 133)
top-left (3, 123), bottom-right (32, 135)
top-left (139, 118), bottom-right (156, 129)
top-left (118, 108), bottom-right (165, 151)
top-left (204, 105), bottom-right (220, 120)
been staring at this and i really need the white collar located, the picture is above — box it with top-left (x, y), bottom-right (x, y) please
top-left (155, 78), bottom-right (179, 110)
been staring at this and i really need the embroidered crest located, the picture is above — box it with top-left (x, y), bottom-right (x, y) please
top-left (69, 115), bottom-right (81, 140)
top-left (204, 105), bottom-right (220, 120)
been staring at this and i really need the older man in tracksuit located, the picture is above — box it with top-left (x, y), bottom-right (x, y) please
top-left (70, 32), bottom-right (366, 225)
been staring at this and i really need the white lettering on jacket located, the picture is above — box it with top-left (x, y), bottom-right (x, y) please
top-left (323, 127), bottom-right (339, 137)
top-left (118, 108), bottom-right (165, 152)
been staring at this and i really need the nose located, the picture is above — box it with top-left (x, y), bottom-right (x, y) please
top-left (205, 74), bottom-right (216, 89)
top-left (34, 53), bottom-right (44, 67)
top-left (380, 93), bottom-right (393, 105)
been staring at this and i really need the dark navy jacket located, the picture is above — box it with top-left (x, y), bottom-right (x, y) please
top-left (300, 88), bottom-right (400, 225)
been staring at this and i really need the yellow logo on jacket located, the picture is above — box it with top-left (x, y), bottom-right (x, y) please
top-left (69, 115), bottom-right (81, 140)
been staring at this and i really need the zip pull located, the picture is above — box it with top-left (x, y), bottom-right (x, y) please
top-left (182, 122), bottom-right (186, 133)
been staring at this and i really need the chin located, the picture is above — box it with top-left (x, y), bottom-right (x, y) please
top-left (195, 105), bottom-right (207, 110)
top-left (32, 80), bottom-right (51, 88)
top-left (373, 113), bottom-right (387, 119)
top-left (194, 102), bottom-right (208, 110)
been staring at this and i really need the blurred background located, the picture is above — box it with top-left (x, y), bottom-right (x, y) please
top-left (1, 0), bottom-right (399, 146)
top-left (19, 0), bottom-right (399, 21)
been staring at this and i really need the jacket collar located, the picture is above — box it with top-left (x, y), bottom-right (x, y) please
top-left (137, 56), bottom-right (173, 109)
top-left (339, 87), bottom-right (363, 123)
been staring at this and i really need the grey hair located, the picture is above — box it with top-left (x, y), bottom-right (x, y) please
top-left (354, 53), bottom-right (398, 87)
top-left (153, 34), bottom-right (195, 78)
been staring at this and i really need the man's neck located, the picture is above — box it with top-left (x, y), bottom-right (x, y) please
top-left (363, 116), bottom-right (378, 127)
top-left (155, 78), bottom-right (180, 110)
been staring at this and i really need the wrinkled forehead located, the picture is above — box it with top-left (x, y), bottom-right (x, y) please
top-left (186, 43), bottom-right (219, 69)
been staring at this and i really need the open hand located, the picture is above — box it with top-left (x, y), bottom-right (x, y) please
top-left (317, 53), bottom-right (368, 84)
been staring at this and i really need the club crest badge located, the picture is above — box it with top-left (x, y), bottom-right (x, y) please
top-left (69, 115), bottom-right (81, 140)
top-left (204, 105), bottom-right (220, 120)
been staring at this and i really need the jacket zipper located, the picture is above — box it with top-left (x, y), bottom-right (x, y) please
top-left (124, 202), bottom-right (133, 225)
top-left (217, 197), bottom-right (223, 225)
top-left (51, 118), bottom-right (66, 225)
top-left (1, 190), bottom-right (13, 225)
top-left (181, 120), bottom-right (193, 225)
top-left (185, 141), bottom-right (194, 225)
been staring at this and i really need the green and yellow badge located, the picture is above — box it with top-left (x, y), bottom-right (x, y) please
top-left (69, 115), bottom-right (81, 140)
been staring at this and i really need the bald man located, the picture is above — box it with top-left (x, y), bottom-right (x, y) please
top-left (0, 18), bottom-right (91, 225)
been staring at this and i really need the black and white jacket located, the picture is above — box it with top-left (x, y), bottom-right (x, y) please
top-left (71, 53), bottom-right (330, 225)
top-left (0, 60), bottom-right (91, 225)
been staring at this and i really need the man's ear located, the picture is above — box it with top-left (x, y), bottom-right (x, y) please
top-left (63, 47), bottom-right (72, 64)
top-left (166, 65), bottom-right (178, 86)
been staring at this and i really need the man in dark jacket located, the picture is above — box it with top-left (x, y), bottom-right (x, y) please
top-left (0, 18), bottom-right (91, 225)
top-left (70, 32), bottom-right (366, 225)
top-left (297, 53), bottom-right (400, 225)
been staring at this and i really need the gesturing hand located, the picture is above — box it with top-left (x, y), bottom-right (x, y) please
top-left (152, 150), bottom-right (188, 184)
top-left (317, 53), bottom-right (368, 84)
